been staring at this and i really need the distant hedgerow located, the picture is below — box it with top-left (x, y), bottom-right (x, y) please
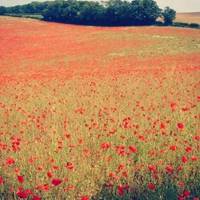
top-left (1, 0), bottom-right (177, 26)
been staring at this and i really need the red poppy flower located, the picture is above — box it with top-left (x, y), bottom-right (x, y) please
top-left (52, 165), bottom-right (59, 170)
top-left (147, 182), bottom-right (156, 191)
top-left (117, 185), bottom-right (124, 196)
top-left (148, 164), bottom-right (157, 173)
top-left (100, 142), bottom-right (111, 150)
top-left (6, 157), bottom-right (15, 166)
top-left (170, 102), bottom-right (176, 111)
top-left (183, 190), bottom-right (190, 197)
top-left (81, 196), bottom-right (89, 200)
top-left (17, 176), bottom-right (24, 184)
top-left (47, 171), bottom-right (53, 178)
top-left (16, 189), bottom-right (32, 199)
top-left (0, 176), bottom-right (4, 185)
top-left (191, 155), bottom-right (198, 161)
top-left (193, 135), bottom-right (200, 141)
top-left (17, 191), bottom-right (29, 199)
top-left (178, 195), bottom-right (185, 200)
top-left (182, 156), bottom-right (188, 163)
top-left (128, 145), bottom-right (137, 153)
top-left (160, 122), bottom-right (165, 129)
top-left (117, 163), bottom-right (125, 172)
top-left (65, 162), bottom-right (74, 170)
top-left (165, 165), bottom-right (174, 174)
top-left (32, 195), bottom-right (41, 200)
top-left (185, 146), bottom-right (192, 153)
top-left (177, 123), bottom-right (184, 130)
top-left (177, 165), bottom-right (183, 172)
top-left (115, 145), bottom-right (126, 156)
top-left (169, 145), bottom-right (177, 151)
top-left (36, 184), bottom-right (49, 191)
top-left (52, 178), bottom-right (62, 186)
top-left (122, 117), bottom-right (131, 129)
top-left (177, 181), bottom-right (184, 188)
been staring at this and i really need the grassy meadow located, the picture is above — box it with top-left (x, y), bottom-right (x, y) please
top-left (0, 16), bottom-right (200, 200)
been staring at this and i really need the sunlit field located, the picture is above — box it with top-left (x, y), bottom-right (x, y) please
top-left (0, 16), bottom-right (200, 200)
top-left (176, 12), bottom-right (200, 24)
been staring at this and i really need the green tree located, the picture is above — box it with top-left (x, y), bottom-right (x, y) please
top-left (7, 5), bottom-right (23, 14)
top-left (78, 1), bottom-right (105, 25)
top-left (0, 6), bottom-right (6, 15)
top-left (131, 0), bottom-right (161, 25)
top-left (43, 1), bottom-right (67, 21)
top-left (162, 7), bottom-right (176, 25)
top-left (105, 0), bottom-right (133, 25)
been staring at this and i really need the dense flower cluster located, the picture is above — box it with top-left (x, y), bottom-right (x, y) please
top-left (0, 17), bottom-right (199, 199)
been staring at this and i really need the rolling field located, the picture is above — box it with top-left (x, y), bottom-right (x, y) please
top-left (0, 16), bottom-right (200, 200)
top-left (176, 12), bottom-right (200, 24)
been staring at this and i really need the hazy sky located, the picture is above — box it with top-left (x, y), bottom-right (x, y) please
top-left (0, 0), bottom-right (200, 12)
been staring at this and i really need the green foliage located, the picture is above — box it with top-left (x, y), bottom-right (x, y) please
top-left (131, 0), bottom-right (161, 25)
top-left (42, 0), bottom-right (162, 25)
top-left (173, 22), bottom-right (189, 27)
top-left (3, 0), bottom-right (175, 26)
top-left (0, 6), bottom-right (6, 15)
top-left (105, 0), bottom-right (133, 25)
top-left (173, 22), bottom-right (200, 29)
top-left (162, 7), bottom-right (176, 25)
top-left (5, 1), bottom-right (49, 14)
top-left (78, 2), bottom-right (106, 25)
top-left (189, 23), bottom-right (199, 28)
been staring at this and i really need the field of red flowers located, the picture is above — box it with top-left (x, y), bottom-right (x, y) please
top-left (0, 16), bottom-right (200, 200)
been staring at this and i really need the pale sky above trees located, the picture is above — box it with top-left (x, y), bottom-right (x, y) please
top-left (0, 0), bottom-right (200, 12)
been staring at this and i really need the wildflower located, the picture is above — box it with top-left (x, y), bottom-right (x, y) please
top-left (36, 184), bottom-right (49, 191)
top-left (17, 176), bottom-right (24, 184)
top-left (47, 171), bottom-right (53, 178)
top-left (32, 195), bottom-right (41, 200)
top-left (148, 164), bottom-right (157, 173)
top-left (52, 178), bottom-right (62, 186)
top-left (177, 123), bottom-right (184, 130)
top-left (160, 122), bottom-right (165, 129)
top-left (81, 196), bottom-right (89, 200)
top-left (6, 157), bottom-right (15, 166)
top-left (65, 162), bottom-right (74, 170)
top-left (117, 185), bottom-right (124, 196)
top-left (128, 145), bottom-right (137, 153)
top-left (169, 145), bottom-right (177, 151)
top-left (191, 155), bottom-right (198, 161)
top-left (170, 102), bottom-right (176, 111)
top-left (182, 156), bottom-right (188, 163)
top-left (177, 181), bottom-right (184, 188)
top-left (165, 164), bottom-right (174, 174)
top-left (100, 142), bottom-right (111, 150)
top-left (16, 189), bottom-right (32, 199)
top-left (147, 182), bottom-right (156, 191)
top-left (185, 146), bottom-right (192, 153)
top-left (183, 190), bottom-right (190, 198)
top-left (0, 176), bottom-right (4, 185)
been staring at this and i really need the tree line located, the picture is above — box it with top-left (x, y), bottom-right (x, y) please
top-left (0, 0), bottom-right (176, 26)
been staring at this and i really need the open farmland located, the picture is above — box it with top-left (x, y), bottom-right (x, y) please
top-left (0, 16), bottom-right (200, 200)
top-left (176, 12), bottom-right (200, 24)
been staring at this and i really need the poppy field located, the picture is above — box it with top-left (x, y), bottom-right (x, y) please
top-left (0, 16), bottom-right (200, 200)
